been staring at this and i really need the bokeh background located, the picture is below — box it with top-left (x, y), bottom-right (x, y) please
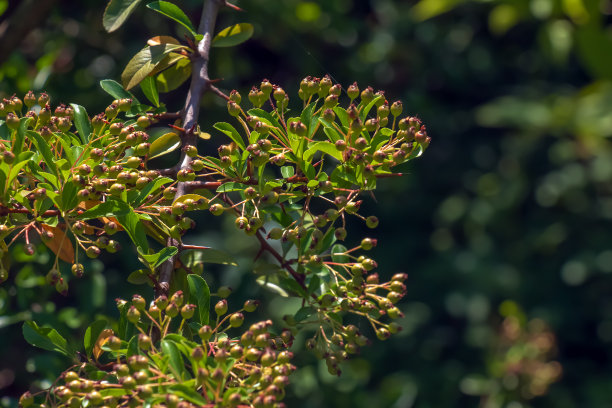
top-left (1, 0), bottom-right (612, 406)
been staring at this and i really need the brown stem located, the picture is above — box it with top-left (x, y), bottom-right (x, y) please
top-left (156, 0), bottom-right (223, 298)
top-left (254, 231), bottom-right (305, 287)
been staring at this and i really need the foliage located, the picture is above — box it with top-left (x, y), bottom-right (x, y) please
top-left (0, 1), bottom-right (430, 407)
top-left (2, 0), bottom-right (612, 407)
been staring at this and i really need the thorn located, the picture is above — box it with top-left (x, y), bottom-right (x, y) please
top-left (169, 124), bottom-right (186, 133)
top-left (224, 1), bottom-right (244, 11)
top-left (210, 85), bottom-right (230, 101)
top-left (185, 34), bottom-right (197, 50)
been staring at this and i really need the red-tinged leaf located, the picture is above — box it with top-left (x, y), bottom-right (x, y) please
top-left (147, 35), bottom-right (180, 46)
top-left (40, 224), bottom-right (75, 264)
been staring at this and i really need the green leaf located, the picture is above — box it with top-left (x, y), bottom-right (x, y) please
top-left (256, 276), bottom-right (289, 297)
top-left (213, 122), bottom-right (245, 150)
top-left (127, 269), bottom-right (152, 285)
top-left (23, 321), bottom-right (71, 357)
top-left (76, 199), bottom-right (131, 220)
top-left (70, 103), bottom-right (91, 144)
top-left (280, 166), bottom-right (294, 179)
top-left (216, 182), bottom-right (248, 193)
top-left (99, 79), bottom-right (140, 103)
top-left (197, 248), bottom-right (237, 265)
top-left (140, 246), bottom-right (178, 268)
top-left (148, 132), bottom-right (181, 160)
top-left (161, 339), bottom-right (186, 379)
top-left (116, 208), bottom-right (149, 252)
top-left (146, 1), bottom-right (197, 36)
top-left (121, 44), bottom-right (185, 90)
top-left (27, 131), bottom-right (58, 178)
top-left (103, 0), bottom-right (143, 32)
top-left (294, 306), bottom-right (315, 322)
top-left (84, 319), bottom-right (108, 358)
top-left (140, 76), bottom-right (159, 107)
top-left (6, 153), bottom-right (34, 188)
top-left (127, 335), bottom-right (140, 357)
top-left (132, 176), bottom-right (173, 207)
top-left (169, 384), bottom-right (208, 405)
top-left (304, 141), bottom-right (342, 162)
top-left (187, 274), bottom-right (210, 325)
top-left (156, 58), bottom-right (191, 93)
top-left (212, 23), bottom-right (254, 47)
top-left (12, 117), bottom-right (30, 157)
top-left (331, 244), bottom-right (349, 263)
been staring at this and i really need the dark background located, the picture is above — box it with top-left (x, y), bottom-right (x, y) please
top-left (1, 0), bottom-right (612, 406)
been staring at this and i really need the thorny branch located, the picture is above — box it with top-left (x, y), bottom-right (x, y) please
top-left (156, 0), bottom-right (224, 298)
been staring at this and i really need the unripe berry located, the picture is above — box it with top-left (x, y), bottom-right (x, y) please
top-left (230, 312), bottom-right (244, 327)
top-left (215, 299), bottom-right (228, 316)
top-left (209, 203), bottom-right (224, 216)
top-left (334, 227), bottom-right (347, 241)
top-left (132, 294), bottom-right (146, 310)
top-left (71, 263), bottom-right (84, 278)
top-left (126, 306), bottom-right (140, 323)
top-left (347, 82), bottom-right (359, 100)
top-left (170, 290), bottom-right (184, 307)
top-left (20, 391), bottom-right (34, 407)
top-left (244, 299), bottom-right (260, 312)
top-left (138, 334), bottom-right (152, 351)
top-left (181, 304), bottom-right (196, 319)
top-left (235, 216), bottom-right (248, 229)
top-left (136, 116), bottom-right (150, 128)
top-left (117, 98), bottom-right (132, 111)
top-left (391, 100), bottom-right (403, 117)
top-left (268, 228), bottom-right (283, 240)
top-left (366, 215), bottom-right (379, 228)
top-left (86, 245), bottom-right (101, 258)
top-left (198, 325), bottom-right (213, 341)
top-left (376, 328), bottom-right (391, 340)
top-left (354, 137), bottom-right (368, 150)
top-left (361, 238), bottom-right (375, 250)
top-left (165, 302), bottom-right (179, 318)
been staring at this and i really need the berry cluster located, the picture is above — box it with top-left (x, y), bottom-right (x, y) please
top-left (20, 289), bottom-right (293, 408)
top-left (2, 77), bottom-right (429, 406)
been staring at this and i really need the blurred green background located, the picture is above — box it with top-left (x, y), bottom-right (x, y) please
top-left (1, 0), bottom-right (612, 406)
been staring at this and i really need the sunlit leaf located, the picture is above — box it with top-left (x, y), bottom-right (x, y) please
top-left (212, 23), bottom-right (254, 48)
top-left (147, 35), bottom-right (180, 46)
top-left (187, 274), bottom-right (210, 325)
top-left (155, 58), bottom-right (191, 92)
top-left (103, 0), bottom-right (143, 32)
top-left (84, 319), bottom-right (108, 358)
top-left (213, 122), bottom-right (245, 150)
top-left (23, 321), bottom-right (71, 357)
top-left (148, 132), bottom-right (181, 160)
top-left (93, 329), bottom-right (114, 362)
top-left (146, 1), bottom-right (197, 36)
top-left (140, 76), bottom-right (159, 107)
top-left (99, 79), bottom-right (139, 103)
top-left (127, 269), bottom-right (153, 285)
top-left (76, 199), bottom-right (131, 220)
top-left (121, 43), bottom-right (185, 90)
top-left (139, 246), bottom-right (178, 268)
top-left (70, 104), bottom-right (91, 144)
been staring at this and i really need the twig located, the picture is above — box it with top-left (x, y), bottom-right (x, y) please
top-left (156, 0), bottom-right (224, 298)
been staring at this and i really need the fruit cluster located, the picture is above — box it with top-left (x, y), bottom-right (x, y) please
top-left (3, 77), bottom-right (429, 406)
top-left (20, 289), bottom-right (293, 408)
